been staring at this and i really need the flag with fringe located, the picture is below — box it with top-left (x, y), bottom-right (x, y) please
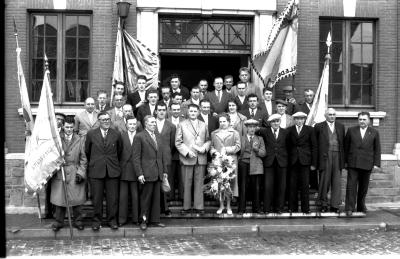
top-left (111, 18), bottom-right (159, 104)
top-left (306, 32), bottom-right (331, 126)
top-left (251, 0), bottom-right (298, 90)
top-left (24, 56), bottom-right (64, 192)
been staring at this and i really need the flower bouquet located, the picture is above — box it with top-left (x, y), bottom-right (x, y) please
top-left (203, 151), bottom-right (237, 200)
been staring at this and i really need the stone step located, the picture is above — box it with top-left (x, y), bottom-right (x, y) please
top-left (365, 196), bottom-right (396, 203)
top-left (368, 188), bottom-right (400, 196)
top-left (369, 180), bottom-right (395, 188)
top-left (370, 173), bottom-right (394, 181)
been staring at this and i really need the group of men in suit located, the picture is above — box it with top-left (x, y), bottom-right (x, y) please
top-left (47, 67), bottom-right (381, 232)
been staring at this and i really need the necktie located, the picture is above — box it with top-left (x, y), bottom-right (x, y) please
top-left (103, 130), bottom-right (108, 139)
top-left (150, 132), bottom-right (158, 149)
top-left (250, 109), bottom-right (255, 117)
top-left (217, 90), bottom-right (221, 102)
top-left (249, 135), bottom-right (253, 146)
top-left (130, 133), bottom-right (134, 145)
top-left (274, 129), bottom-right (278, 139)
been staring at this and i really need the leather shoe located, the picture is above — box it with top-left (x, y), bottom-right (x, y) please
top-left (74, 222), bottom-right (84, 230)
top-left (109, 223), bottom-right (118, 230)
top-left (151, 222), bottom-right (166, 228)
top-left (345, 211), bottom-right (353, 217)
top-left (164, 210), bottom-right (171, 216)
top-left (320, 206), bottom-right (328, 213)
top-left (140, 222), bottom-right (147, 231)
top-left (330, 207), bottom-right (339, 213)
top-left (118, 222), bottom-right (126, 227)
top-left (180, 209), bottom-right (191, 215)
top-left (92, 224), bottom-right (101, 231)
top-left (52, 223), bottom-right (63, 232)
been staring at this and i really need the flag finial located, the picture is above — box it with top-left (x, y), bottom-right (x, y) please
top-left (44, 54), bottom-right (49, 71)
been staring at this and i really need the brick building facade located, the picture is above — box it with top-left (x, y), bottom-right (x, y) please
top-left (4, 0), bottom-right (400, 210)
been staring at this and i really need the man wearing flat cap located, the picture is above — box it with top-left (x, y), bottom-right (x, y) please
top-left (257, 114), bottom-right (289, 214)
top-left (281, 85), bottom-right (296, 115)
top-left (237, 119), bottom-right (266, 214)
top-left (275, 99), bottom-right (294, 129)
top-left (287, 112), bottom-right (317, 213)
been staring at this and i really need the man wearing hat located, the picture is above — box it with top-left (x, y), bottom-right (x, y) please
top-left (275, 99), bottom-right (294, 129)
top-left (257, 114), bottom-right (289, 214)
top-left (281, 85), bottom-right (297, 115)
top-left (295, 88), bottom-right (315, 115)
top-left (287, 112), bottom-right (317, 213)
top-left (237, 119), bottom-right (266, 214)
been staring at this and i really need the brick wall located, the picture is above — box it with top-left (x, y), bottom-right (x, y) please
top-left (276, 0), bottom-right (399, 154)
top-left (4, 0), bottom-right (137, 153)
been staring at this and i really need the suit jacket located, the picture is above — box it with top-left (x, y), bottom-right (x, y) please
top-left (175, 119), bottom-right (211, 165)
top-left (51, 133), bottom-right (87, 207)
top-left (107, 107), bottom-right (125, 124)
top-left (96, 103), bottom-right (111, 112)
top-left (205, 90), bottom-right (233, 114)
top-left (234, 96), bottom-right (248, 111)
top-left (168, 116), bottom-right (185, 160)
top-left (136, 103), bottom-right (156, 126)
top-left (171, 86), bottom-right (190, 101)
top-left (85, 127), bottom-right (123, 178)
top-left (238, 135), bottom-right (266, 175)
top-left (258, 127), bottom-right (289, 167)
top-left (120, 131), bottom-right (138, 181)
top-left (345, 126), bottom-right (381, 170)
top-left (314, 121), bottom-right (345, 170)
top-left (240, 107), bottom-right (269, 128)
top-left (231, 82), bottom-right (262, 99)
top-left (74, 110), bottom-right (100, 136)
top-left (287, 125), bottom-right (317, 167)
top-left (259, 99), bottom-right (275, 119)
top-left (198, 113), bottom-right (219, 137)
top-left (155, 119), bottom-right (176, 166)
top-left (294, 101), bottom-right (311, 115)
top-left (127, 91), bottom-right (147, 113)
top-left (132, 130), bottom-right (168, 181)
top-left (284, 98), bottom-right (297, 115)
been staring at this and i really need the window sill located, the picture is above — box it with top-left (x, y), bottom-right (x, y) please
top-left (335, 111), bottom-right (386, 119)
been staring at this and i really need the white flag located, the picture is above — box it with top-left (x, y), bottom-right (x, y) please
top-left (24, 58), bottom-right (64, 192)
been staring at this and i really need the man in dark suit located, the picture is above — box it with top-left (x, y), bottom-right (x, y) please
top-left (295, 88), bottom-right (315, 115)
top-left (136, 89), bottom-right (159, 125)
top-left (154, 102), bottom-right (176, 215)
top-left (169, 74), bottom-right (190, 101)
top-left (259, 87), bottom-right (275, 118)
top-left (257, 114), bottom-right (289, 214)
top-left (96, 90), bottom-right (111, 112)
top-left (240, 93), bottom-right (269, 128)
top-left (287, 112), bottom-right (317, 213)
top-left (85, 111), bottom-right (123, 230)
top-left (133, 115), bottom-right (168, 230)
top-left (168, 102), bottom-right (185, 200)
top-left (204, 77), bottom-right (233, 115)
top-left (118, 116), bottom-right (140, 226)
top-left (127, 75), bottom-right (148, 116)
top-left (198, 99), bottom-right (219, 137)
top-left (314, 108), bottom-right (346, 213)
top-left (233, 81), bottom-right (248, 111)
top-left (159, 85), bottom-right (172, 112)
top-left (281, 85), bottom-right (297, 115)
top-left (344, 111), bottom-right (381, 216)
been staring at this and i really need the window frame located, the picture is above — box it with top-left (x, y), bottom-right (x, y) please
top-left (28, 10), bottom-right (93, 105)
top-left (319, 18), bottom-right (377, 109)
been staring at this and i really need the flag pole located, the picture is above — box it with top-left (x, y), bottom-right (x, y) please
top-left (44, 56), bottom-right (73, 239)
top-left (36, 192), bottom-right (43, 223)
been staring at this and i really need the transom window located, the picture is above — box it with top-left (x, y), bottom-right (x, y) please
top-left (320, 19), bottom-right (375, 107)
top-left (159, 17), bottom-right (252, 53)
top-left (30, 13), bottom-right (91, 103)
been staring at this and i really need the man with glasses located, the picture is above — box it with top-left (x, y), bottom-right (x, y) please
top-left (74, 97), bottom-right (100, 137)
top-left (85, 111), bottom-right (123, 231)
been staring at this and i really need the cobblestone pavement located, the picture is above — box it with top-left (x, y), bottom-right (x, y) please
top-left (6, 229), bottom-right (400, 256)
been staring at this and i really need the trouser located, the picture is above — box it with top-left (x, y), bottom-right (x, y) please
top-left (238, 161), bottom-right (249, 212)
top-left (54, 205), bottom-right (82, 224)
top-left (250, 174), bottom-right (262, 212)
top-left (345, 168), bottom-right (371, 212)
top-left (139, 181), bottom-right (161, 223)
top-left (90, 177), bottom-right (119, 225)
top-left (171, 160), bottom-right (183, 200)
top-left (45, 178), bottom-right (54, 217)
top-left (182, 164), bottom-right (205, 210)
top-left (264, 159), bottom-right (287, 212)
top-left (289, 161), bottom-right (310, 212)
top-left (119, 180), bottom-right (139, 224)
top-left (317, 151), bottom-right (341, 208)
